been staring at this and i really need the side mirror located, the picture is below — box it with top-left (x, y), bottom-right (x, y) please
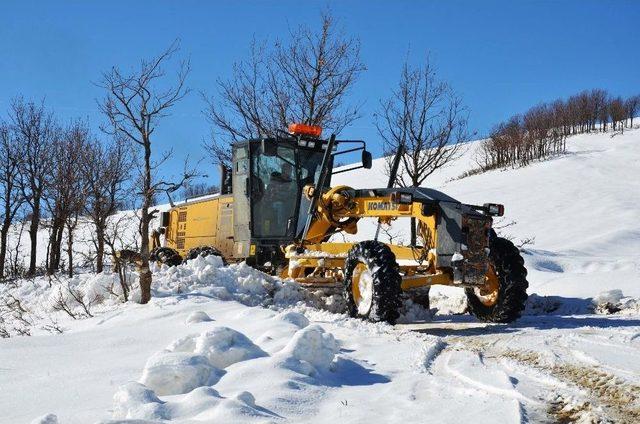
top-left (261, 140), bottom-right (278, 157)
top-left (362, 150), bottom-right (372, 169)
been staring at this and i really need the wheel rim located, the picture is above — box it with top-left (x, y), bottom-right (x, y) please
top-left (352, 262), bottom-right (374, 315)
top-left (474, 264), bottom-right (500, 307)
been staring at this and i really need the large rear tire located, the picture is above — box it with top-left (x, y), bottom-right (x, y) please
top-left (465, 232), bottom-right (528, 323)
top-left (150, 247), bottom-right (183, 267)
top-left (343, 241), bottom-right (402, 324)
top-left (185, 246), bottom-right (227, 265)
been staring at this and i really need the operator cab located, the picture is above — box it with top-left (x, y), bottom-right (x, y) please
top-left (229, 124), bottom-right (372, 270)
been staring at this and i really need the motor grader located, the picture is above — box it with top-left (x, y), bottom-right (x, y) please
top-left (150, 124), bottom-right (528, 324)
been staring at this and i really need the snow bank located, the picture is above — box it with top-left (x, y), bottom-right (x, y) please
top-left (0, 271), bottom-right (130, 337)
top-left (112, 321), bottom-right (341, 422)
top-left (167, 326), bottom-right (267, 369)
top-left (524, 290), bottom-right (640, 316)
top-left (113, 382), bottom-right (168, 420)
top-left (277, 325), bottom-right (339, 375)
top-left (152, 255), bottom-right (307, 307)
top-left (140, 326), bottom-right (267, 396)
top-left (112, 382), bottom-right (271, 422)
top-left (140, 352), bottom-right (223, 396)
top-left (185, 310), bottom-right (213, 324)
top-left (273, 311), bottom-right (310, 328)
top-left (593, 289), bottom-right (640, 315)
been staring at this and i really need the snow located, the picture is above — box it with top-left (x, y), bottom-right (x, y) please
top-left (277, 325), bottom-right (338, 374)
top-left (184, 310), bottom-right (212, 324)
top-left (166, 326), bottom-right (267, 369)
top-left (139, 352), bottom-right (223, 396)
top-left (1, 127), bottom-right (640, 423)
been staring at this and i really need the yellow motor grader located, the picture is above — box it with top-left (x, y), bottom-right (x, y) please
top-left (151, 124), bottom-right (528, 324)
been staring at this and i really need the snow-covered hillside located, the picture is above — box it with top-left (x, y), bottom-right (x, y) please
top-left (1, 128), bottom-right (640, 424)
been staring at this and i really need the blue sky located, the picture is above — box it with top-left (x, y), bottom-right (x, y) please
top-left (1, 0), bottom-right (638, 185)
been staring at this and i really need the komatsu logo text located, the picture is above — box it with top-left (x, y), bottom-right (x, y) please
top-left (366, 201), bottom-right (399, 211)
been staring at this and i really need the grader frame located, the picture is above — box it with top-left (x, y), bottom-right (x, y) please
top-left (283, 183), bottom-right (499, 294)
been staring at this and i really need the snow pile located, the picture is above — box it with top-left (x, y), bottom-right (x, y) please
top-left (524, 290), bottom-right (640, 316)
top-left (429, 289), bottom-right (468, 315)
top-left (139, 352), bottom-right (223, 396)
top-left (112, 382), bottom-right (168, 420)
top-left (112, 382), bottom-right (271, 422)
top-left (524, 293), bottom-right (593, 315)
top-left (152, 255), bottom-right (307, 307)
top-left (152, 255), bottom-right (352, 316)
top-left (274, 310), bottom-right (310, 328)
top-left (0, 272), bottom-right (129, 337)
top-left (1, 254), bottom-right (340, 338)
top-left (112, 321), bottom-right (341, 422)
top-left (593, 289), bottom-right (640, 315)
top-left (166, 327), bottom-right (267, 369)
top-left (140, 326), bottom-right (267, 396)
top-left (398, 297), bottom-right (433, 323)
top-left (276, 325), bottom-right (339, 375)
top-left (185, 310), bottom-right (213, 324)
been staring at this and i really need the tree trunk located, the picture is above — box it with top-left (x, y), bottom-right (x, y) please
top-left (28, 200), bottom-right (40, 276)
top-left (54, 224), bottom-right (64, 270)
top-left (47, 220), bottom-right (63, 274)
top-left (0, 224), bottom-right (9, 279)
top-left (96, 225), bottom-right (105, 273)
top-left (46, 227), bottom-right (54, 273)
top-left (67, 224), bottom-right (74, 278)
top-left (139, 141), bottom-right (153, 304)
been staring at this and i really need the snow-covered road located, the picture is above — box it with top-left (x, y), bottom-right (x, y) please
top-left (2, 289), bottom-right (639, 423)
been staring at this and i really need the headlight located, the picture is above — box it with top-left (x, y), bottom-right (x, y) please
top-left (390, 191), bottom-right (413, 205)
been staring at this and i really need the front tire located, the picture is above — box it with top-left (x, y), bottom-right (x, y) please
top-left (343, 241), bottom-right (402, 324)
top-left (465, 232), bottom-right (528, 323)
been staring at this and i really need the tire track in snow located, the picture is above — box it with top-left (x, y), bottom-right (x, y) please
top-left (443, 337), bottom-right (640, 423)
top-left (501, 349), bottom-right (640, 423)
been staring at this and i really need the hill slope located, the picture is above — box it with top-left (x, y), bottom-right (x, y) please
top-left (1, 128), bottom-right (639, 424)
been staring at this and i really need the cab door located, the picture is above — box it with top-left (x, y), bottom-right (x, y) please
top-left (232, 144), bottom-right (251, 259)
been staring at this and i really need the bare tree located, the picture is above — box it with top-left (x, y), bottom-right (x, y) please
top-left (625, 95), bottom-right (639, 128)
top-left (10, 98), bottom-right (56, 276)
top-left (610, 97), bottom-right (626, 132)
top-left (204, 12), bottom-right (365, 165)
top-left (43, 120), bottom-right (89, 275)
top-left (0, 123), bottom-right (24, 279)
top-left (476, 88), bottom-right (640, 171)
top-left (80, 136), bottom-right (131, 273)
top-left (99, 41), bottom-right (190, 304)
top-left (376, 58), bottom-right (469, 244)
top-left (62, 122), bottom-right (90, 277)
top-left (598, 98), bottom-right (610, 132)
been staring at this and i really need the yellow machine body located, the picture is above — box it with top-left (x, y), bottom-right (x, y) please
top-left (163, 194), bottom-right (235, 259)
top-left (158, 184), bottom-right (491, 292)
top-left (148, 126), bottom-right (525, 324)
top-left (282, 184), bottom-right (487, 290)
